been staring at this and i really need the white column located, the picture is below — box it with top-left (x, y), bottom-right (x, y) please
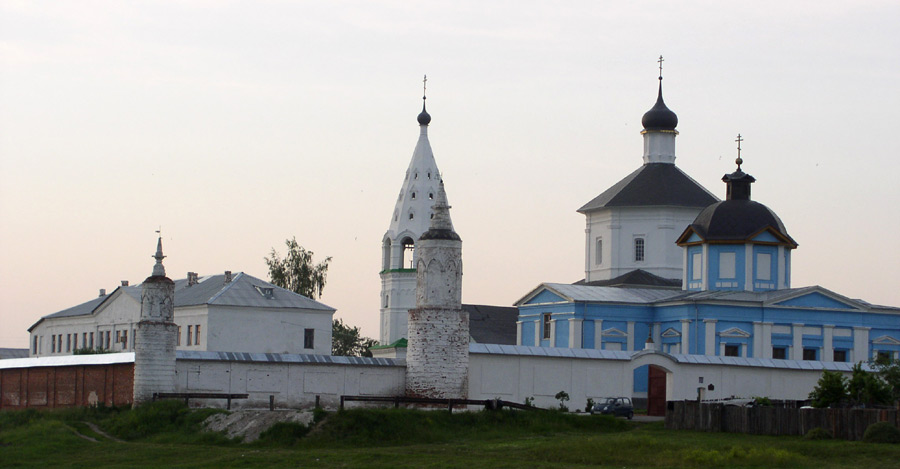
top-left (791, 323), bottom-right (804, 360)
top-left (744, 243), bottom-right (754, 291)
top-left (594, 319), bottom-right (603, 350)
top-left (762, 322), bottom-right (773, 359)
top-left (549, 319), bottom-right (557, 347)
top-left (534, 320), bottom-right (540, 347)
top-left (701, 244), bottom-right (709, 291)
top-left (626, 321), bottom-right (635, 351)
top-left (853, 326), bottom-right (870, 362)
top-left (569, 318), bottom-right (583, 349)
top-left (753, 322), bottom-right (763, 358)
top-left (584, 226), bottom-right (591, 282)
top-left (652, 323), bottom-right (661, 346)
top-left (823, 325), bottom-right (834, 362)
top-left (516, 321), bottom-right (523, 346)
top-left (682, 248), bottom-right (688, 290)
top-left (680, 319), bottom-right (690, 354)
top-left (704, 319), bottom-right (717, 356)
top-left (777, 246), bottom-right (786, 289)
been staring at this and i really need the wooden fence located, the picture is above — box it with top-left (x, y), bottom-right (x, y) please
top-left (665, 400), bottom-right (900, 441)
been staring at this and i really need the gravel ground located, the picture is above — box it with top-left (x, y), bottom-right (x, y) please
top-left (203, 410), bottom-right (314, 442)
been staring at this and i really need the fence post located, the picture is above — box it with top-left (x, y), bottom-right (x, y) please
top-left (269, 395), bottom-right (274, 411)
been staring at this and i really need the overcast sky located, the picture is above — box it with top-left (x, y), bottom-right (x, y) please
top-left (2, 1), bottom-right (899, 348)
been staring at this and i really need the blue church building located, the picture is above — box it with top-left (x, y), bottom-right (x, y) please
top-left (514, 72), bottom-right (900, 397)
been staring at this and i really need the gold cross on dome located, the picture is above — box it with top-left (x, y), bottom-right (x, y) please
top-left (423, 74), bottom-right (427, 98)
top-left (658, 55), bottom-right (664, 78)
top-left (735, 134), bottom-right (744, 169)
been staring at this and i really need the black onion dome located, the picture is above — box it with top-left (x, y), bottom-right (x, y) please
top-left (689, 200), bottom-right (796, 246)
top-left (417, 102), bottom-right (431, 125)
top-left (641, 81), bottom-right (678, 131)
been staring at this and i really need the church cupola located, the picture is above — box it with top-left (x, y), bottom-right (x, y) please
top-left (677, 135), bottom-right (798, 293)
top-left (640, 56), bottom-right (679, 164)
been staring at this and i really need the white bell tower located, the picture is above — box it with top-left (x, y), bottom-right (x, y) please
top-left (379, 77), bottom-right (450, 345)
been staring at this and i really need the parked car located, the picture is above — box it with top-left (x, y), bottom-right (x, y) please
top-left (590, 397), bottom-right (634, 419)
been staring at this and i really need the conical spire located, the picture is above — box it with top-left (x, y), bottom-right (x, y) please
top-left (419, 179), bottom-right (460, 241)
top-left (151, 235), bottom-right (166, 277)
top-left (641, 56), bottom-right (678, 131)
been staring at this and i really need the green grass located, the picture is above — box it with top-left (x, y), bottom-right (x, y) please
top-left (1, 404), bottom-right (899, 468)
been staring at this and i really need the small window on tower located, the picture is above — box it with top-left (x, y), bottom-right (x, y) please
top-left (409, 213), bottom-right (414, 220)
top-left (427, 171), bottom-right (431, 179)
top-left (595, 238), bottom-right (602, 265)
top-left (430, 213), bottom-right (434, 219)
top-left (304, 328), bottom-right (315, 349)
top-left (634, 238), bottom-right (645, 262)
top-left (542, 313), bottom-right (552, 340)
top-left (429, 193), bottom-right (434, 200)
top-left (414, 172), bottom-right (418, 180)
top-left (411, 192), bottom-right (416, 200)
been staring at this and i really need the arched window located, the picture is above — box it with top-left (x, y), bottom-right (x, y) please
top-left (400, 237), bottom-right (415, 269)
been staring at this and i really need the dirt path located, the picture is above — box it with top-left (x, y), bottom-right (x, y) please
top-left (83, 421), bottom-right (125, 443)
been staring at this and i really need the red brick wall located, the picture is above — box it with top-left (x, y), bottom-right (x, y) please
top-left (0, 363), bottom-right (134, 410)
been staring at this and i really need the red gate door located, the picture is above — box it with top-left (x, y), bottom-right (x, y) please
top-left (647, 365), bottom-right (667, 416)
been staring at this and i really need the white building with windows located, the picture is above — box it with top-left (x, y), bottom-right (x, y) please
top-left (28, 267), bottom-right (335, 357)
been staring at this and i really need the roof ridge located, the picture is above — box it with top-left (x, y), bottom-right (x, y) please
top-left (206, 271), bottom-right (243, 305)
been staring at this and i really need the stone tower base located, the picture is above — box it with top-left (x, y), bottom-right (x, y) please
top-left (405, 307), bottom-right (469, 399)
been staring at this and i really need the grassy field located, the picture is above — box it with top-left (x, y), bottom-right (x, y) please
top-left (1, 402), bottom-right (899, 468)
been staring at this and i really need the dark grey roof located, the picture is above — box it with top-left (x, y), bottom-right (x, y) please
top-left (464, 304), bottom-right (519, 345)
top-left (641, 80), bottom-right (678, 131)
top-left (575, 269), bottom-right (681, 288)
top-left (578, 163), bottom-right (718, 213)
top-left (0, 348), bottom-right (29, 359)
top-left (176, 350), bottom-right (400, 367)
top-left (685, 200), bottom-right (796, 246)
top-left (32, 272), bottom-right (333, 330)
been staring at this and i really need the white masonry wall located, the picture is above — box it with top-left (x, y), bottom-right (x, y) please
top-left (175, 359), bottom-right (406, 409)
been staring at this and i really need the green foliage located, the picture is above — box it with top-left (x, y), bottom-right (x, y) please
top-left (524, 396), bottom-right (534, 407)
top-left (104, 400), bottom-right (227, 443)
top-left (313, 406), bottom-right (328, 424)
top-left (256, 422), bottom-right (310, 446)
top-left (849, 362), bottom-right (892, 406)
top-left (804, 427), bottom-right (833, 440)
top-left (555, 391), bottom-right (570, 412)
top-left (809, 370), bottom-right (849, 408)
top-left (862, 422), bottom-right (900, 444)
top-left (332, 318), bottom-right (378, 357)
top-left (585, 397), bottom-right (595, 413)
top-left (873, 357), bottom-right (900, 405)
top-left (753, 396), bottom-right (772, 406)
top-left (265, 237), bottom-right (331, 299)
top-left (73, 347), bottom-right (112, 355)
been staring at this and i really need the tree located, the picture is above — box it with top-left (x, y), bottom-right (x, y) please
top-left (265, 237), bottom-right (331, 299)
top-left (332, 318), bottom-right (378, 357)
top-left (873, 356), bottom-right (900, 405)
top-left (808, 370), bottom-right (848, 408)
top-left (848, 362), bottom-right (891, 406)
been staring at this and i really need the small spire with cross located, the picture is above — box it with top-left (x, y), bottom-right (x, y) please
top-left (423, 74), bottom-right (427, 101)
top-left (658, 55), bottom-right (664, 80)
top-left (735, 133), bottom-right (744, 170)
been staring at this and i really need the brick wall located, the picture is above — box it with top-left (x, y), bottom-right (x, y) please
top-left (0, 363), bottom-right (134, 409)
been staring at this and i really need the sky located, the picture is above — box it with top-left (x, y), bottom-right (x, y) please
top-left (2, 1), bottom-right (899, 349)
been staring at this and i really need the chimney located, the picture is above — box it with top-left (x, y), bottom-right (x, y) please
top-left (187, 272), bottom-right (198, 286)
top-left (99, 288), bottom-right (107, 297)
top-left (224, 271), bottom-right (233, 283)
top-left (121, 280), bottom-right (129, 287)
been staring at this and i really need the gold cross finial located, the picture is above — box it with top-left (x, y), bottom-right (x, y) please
top-left (735, 134), bottom-right (744, 170)
top-left (658, 55), bottom-right (664, 79)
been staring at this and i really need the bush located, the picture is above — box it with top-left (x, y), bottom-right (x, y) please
top-left (809, 370), bottom-right (848, 408)
top-left (256, 422), bottom-right (310, 445)
top-left (803, 427), bottom-right (832, 440)
top-left (862, 422), bottom-right (900, 444)
top-left (585, 398), bottom-right (595, 413)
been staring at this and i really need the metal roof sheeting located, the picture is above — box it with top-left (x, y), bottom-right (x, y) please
top-left (175, 350), bottom-right (401, 367)
top-left (0, 352), bottom-right (135, 370)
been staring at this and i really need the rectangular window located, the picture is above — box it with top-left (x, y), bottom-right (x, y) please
top-left (542, 313), bottom-right (552, 340)
top-left (73, 333), bottom-right (77, 350)
top-left (691, 252), bottom-right (702, 280)
top-left (595, 238), bottom-right (602, 265)
top-left (115, 330), bottom-right (121, 348)
top-left (833, 350), bottom-right (847, 362)
top-left (83, 333), bottom-right (87, 348)
top-left (122, 330), bottom-right (128, 349)
top-left (757, 253), bottom-right (772, 281)
top-left (51, 335), bottom-right (56, 353)
top-left (177, 326), bottom-right (181, 346)
top-left (877, 350), bottom-right (892, 361)
top-left (194, 325), bottom-right (200, 346)
top-left (304, 328), bottom-right (315, 349)
top-left (772, 347), bottom-right (787, 359)
top-left (66, 334), bottom-right (71, 352)
top-left (187, 325), bottom-right (193, 346)
top-left (89, 332), bottom-right (94, 349)
top-left (105, 331), bottom-right (111, 349)
top-left (719, 252), bottom-right (736, 279)
top-left (33, 336), bottom-right (38, 354)
top-left (634, 238), bottom-right (645, 262)
top-left (803, 348), bottom-right (817, 361)
top-left (724, 344), bottom-right (740, 357)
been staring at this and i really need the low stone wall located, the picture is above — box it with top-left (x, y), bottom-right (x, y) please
top-left (665, 400), bottom-right (900, 440)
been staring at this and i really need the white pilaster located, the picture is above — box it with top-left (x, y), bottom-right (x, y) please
top-left (853, 326), bottom-right (870, 362)
top-left (549, 319), bottom-right (557, 347)
top-left (762, 322), bottom-right (773, 359)
top-left (823, 325), bottom-right (834, 362)
top-left (626, 321), bottom-right (635, 351)
top-left (791, 323), bottom-right (804, 360)
top-left (744, 243), bottom-right (754, 291)
top-left (569, 318), bottom-right (583, 349)
top-left (777, 246), bottom-right (786, 289)
top-left (680, 319), bottom-right (690, 354)
top-left (753, 322), bottom-right (763, 358)
top-left (652, 323), bottom-right (661, 346)
top-left (704, 319), bottom-right (717, 356)
top-left (594, 319), bottom-right (603, 350)
top-left (534, 320), bottom-right (541, 347)
top-left (516, 321), bottom-right (523, 346)
top-left (701, 244), bottom-right (709, 291)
